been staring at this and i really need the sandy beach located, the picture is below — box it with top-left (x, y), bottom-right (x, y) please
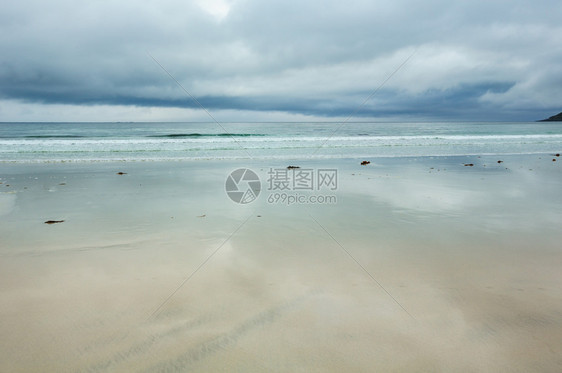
top-left (1, 155), bottom-right (561, 372)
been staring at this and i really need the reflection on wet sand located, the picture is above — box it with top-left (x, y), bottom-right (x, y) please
top-left (1, 155), bottom-right (561, 371)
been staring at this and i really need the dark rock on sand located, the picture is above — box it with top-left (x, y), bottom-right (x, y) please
top-left (538, 112), bottom-right (562, 122)
top-left (45, 220), bottom-right (64, 224)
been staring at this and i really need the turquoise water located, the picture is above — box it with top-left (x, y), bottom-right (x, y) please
top-left (1, 122), bottom-right (561, 162)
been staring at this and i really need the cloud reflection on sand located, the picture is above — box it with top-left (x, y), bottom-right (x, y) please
top-left (1, 157), bottom-right (561, 371)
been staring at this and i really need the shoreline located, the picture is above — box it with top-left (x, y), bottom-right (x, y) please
top-left (1, 149), bottom-right (561, 164)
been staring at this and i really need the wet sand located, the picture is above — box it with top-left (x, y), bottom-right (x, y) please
top-left (1, 155), bottom-right (561, 372)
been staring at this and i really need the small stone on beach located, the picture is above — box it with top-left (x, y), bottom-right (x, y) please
top-left (44, 220), bottom-right (64, 224)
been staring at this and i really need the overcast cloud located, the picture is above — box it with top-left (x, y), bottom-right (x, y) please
top-left (0, 0), bottom-right (560, 121)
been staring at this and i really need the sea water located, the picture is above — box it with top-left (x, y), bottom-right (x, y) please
top-left (1, 121), bottom-right (561, 162)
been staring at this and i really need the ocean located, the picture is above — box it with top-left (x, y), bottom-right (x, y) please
top-left (1, 121), bottom-right (561, 162)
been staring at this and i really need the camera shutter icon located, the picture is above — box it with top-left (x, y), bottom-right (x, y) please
top-left (225, 168), bottom-right (261, 204)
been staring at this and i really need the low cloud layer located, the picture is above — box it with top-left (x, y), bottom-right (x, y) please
top-left (1, 0), bottom-right (561, 121)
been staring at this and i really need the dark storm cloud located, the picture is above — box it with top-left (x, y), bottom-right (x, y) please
top-left (1, 0), bottom-right (561, 121)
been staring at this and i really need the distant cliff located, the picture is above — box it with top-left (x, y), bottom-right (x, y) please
top-left (539, 112), bottom-right (562, 121)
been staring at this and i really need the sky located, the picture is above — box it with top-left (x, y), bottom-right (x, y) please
top-left (0, 0), bottom-right (561, 122)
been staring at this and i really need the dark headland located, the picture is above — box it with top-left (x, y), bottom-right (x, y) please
top-left (538, 112), bottom-right (562, 121)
